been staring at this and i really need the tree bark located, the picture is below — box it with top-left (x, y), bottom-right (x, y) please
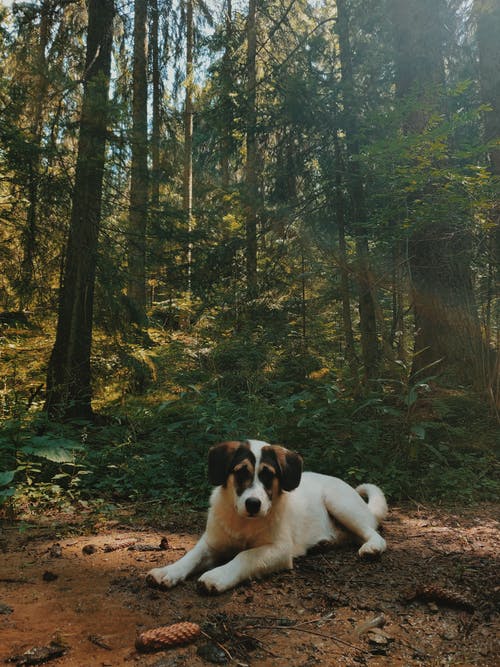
top-left (19, 0), bottom-right (50, 308)
top-left (476, 0), bottom-right (500, 290)
top-left (127, 0), bottom-right (149, 322)
top-left (390, 0), bottom-right (486, 386)
top-left (184, 0), bottom-right (194, 294)
top-left (475, 0), bottom-right (500, 400)
top-left (45, 0), bottom-right (114, 420)
top-left (245, 0), bottom-right (258, 298)
top-left (336, 0), bottom-right (379, 379)
top-left (151, 0), bottom-right (161, 212)
top-left (221, 0), bottom-right (233, 188)
top-left (334, 133), bottom-right (358, 377)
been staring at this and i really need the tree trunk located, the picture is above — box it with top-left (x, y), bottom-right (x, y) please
top-left (221, 0), bottom-right (233, 188)
top-left (475, 1), bottom-right (500, 177)
top-left (336, 0), bottom-right (379, 379)
top-left (390, 0), bottom-right (486, 386)
top-left (334, 133), bottom-right (358, 377)
top-left (390, 231), bottom-right (407, 364)
top-left (476, 0), bottom-right (500, 290)
top-left (151, 0), bottom-right (161, 212)
top-left (245, 0), bottom-right (258, 298)
top-left (127, 0), bottom-right (149, 322)
top-left (19, 0), bottom-right (50, 308)
top-left (45, 0), bottom-right (114, 420)
top-left (184, 0), bottom-right (194, 294)
top-left (475, 0), bottom-right (500, 400)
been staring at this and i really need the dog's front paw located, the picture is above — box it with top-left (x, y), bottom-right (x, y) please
top-left (146, 566), bottom-right (184, 589)
top-left (358, 534), bottom-right (386, 559)
top-left (196, 569), bottom-right (232, 595)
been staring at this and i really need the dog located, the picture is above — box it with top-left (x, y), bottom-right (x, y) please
top-left (147, 439), bottom-right (387, 594)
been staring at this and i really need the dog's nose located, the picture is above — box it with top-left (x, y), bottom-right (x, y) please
top-left (245, 497), bottom-right (261, 516)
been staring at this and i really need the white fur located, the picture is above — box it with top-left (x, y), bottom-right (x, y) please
top-left (147, 440), bottom-right (388, 594)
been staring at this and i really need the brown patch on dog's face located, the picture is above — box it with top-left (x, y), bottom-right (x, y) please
top-left (261, 445), bottom-right (303, 492)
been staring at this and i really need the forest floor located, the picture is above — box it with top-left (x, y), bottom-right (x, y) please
top-left (0, 502), bottom-right (499, 667)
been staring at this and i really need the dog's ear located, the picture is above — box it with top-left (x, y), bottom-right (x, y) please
top-left (271, 446), bottom-right (303, 492)
top-left (207, 441), bottom-right (241, 486)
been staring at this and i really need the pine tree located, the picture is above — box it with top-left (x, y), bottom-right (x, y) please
top-left (390, 0), bottom-right (487, 386)
top-left (45, 0), bottom-right (115, 419)
top-left (127, 0), bottom-right (149, 323)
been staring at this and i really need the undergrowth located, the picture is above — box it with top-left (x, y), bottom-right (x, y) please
top-left (1, 322), bottom-right (499, 514)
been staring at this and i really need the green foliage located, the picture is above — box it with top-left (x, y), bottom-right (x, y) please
top-left (52, 330), bottom-right (497, 507)
top-left (1, 324), bottom-right (498, 513)
top-left (0, 411), bottom-right (88, 508)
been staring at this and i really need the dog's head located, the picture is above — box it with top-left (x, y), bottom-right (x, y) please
top-left (208, 440), bottom-right (303, 518)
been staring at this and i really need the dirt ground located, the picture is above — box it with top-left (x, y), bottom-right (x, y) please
top-left (0, 503), bottom-right (498, 667)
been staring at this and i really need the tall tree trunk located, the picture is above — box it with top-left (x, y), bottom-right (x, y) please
top-left (184, 0), bottom-right (194, 294)
top-left (45, 0), bottom-right (114, 420)
top-left (334, 133), bottom-right (358, 377)
top-left (127, 0), bottom-right (149, 322)
top-left (336, 0), bottom-right (379, 379)
top-left (221, 0), bottom-right (232, 188)
top-left (19, 0), bottom-right (50, 308)
top-left (475, 1), bottom-right (500, 178)
top-left (151, 0), bottom-right (161, 212)
top-left (390, 230), bottom-right (406, 364)
top-left (475, 0), bottom-right (500, 401)
top-left (390, 0), bottom-right (486, 386)
top-left (245, 0), bottom-right (258, 298)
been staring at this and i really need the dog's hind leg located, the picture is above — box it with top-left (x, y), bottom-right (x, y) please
top-left (147, 533), bottom-right (217, 588)
top-left (323, 482), bottom-right (387, 558)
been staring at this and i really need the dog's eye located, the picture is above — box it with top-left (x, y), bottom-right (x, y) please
top-left (234, 466), bottom-right (251, 482)
top-left (259, 467), bottom-right (275, 487)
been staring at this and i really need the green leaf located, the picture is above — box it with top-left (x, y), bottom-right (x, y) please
top-left (0, 470), bottom-right (16, 486)
top-left (21, 436), bottom-right (83, 463)
top-left (405, 386), bottom-right (419, 407)
top-left (21, 445), bottom-right (77, 463)
top-left (30, 435), bottom-right (83, 450)
top-left (0, 487), bottom-right (16, 501)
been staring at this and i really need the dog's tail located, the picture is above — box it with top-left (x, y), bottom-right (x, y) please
top-left (355, 483), bottom-right (388, 524)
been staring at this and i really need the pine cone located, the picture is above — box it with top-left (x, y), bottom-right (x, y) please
top-left (405, 585), bottom-right (475, 612)
top-left (135, 622), bottom-right (201, 652)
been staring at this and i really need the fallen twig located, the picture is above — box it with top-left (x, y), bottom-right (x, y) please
top-left (200, 630), bottom-right (234, 662)
top-left (248, 623), bottom-right (371, 654)
top-left (88, 634), bottom-right (112, 650)
top-left (354, 614), bottom-right (386, 637)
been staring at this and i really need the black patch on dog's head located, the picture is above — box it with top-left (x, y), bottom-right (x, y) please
top-left (257, 463), bottom-right (277, 500)
top-left (232, 459), bottom-right (255, 496)
top-left (261, 445), bottom-right (303, 492)
top-left (208, 441), bottom-right (255, 488)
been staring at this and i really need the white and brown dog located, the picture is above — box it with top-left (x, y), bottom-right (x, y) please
top-left (147, 439), bottom-right (387, 594)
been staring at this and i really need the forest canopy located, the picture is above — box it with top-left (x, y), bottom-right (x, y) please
top-left (0, 0), bottom-right (498, 509)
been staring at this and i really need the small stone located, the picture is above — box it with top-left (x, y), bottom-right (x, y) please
top-left (49, 543), bottom-right (63, 558)
top-left (82, 544), bottom-right (97, 555)
top-left (196, 643), bottom-right (229, 664)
